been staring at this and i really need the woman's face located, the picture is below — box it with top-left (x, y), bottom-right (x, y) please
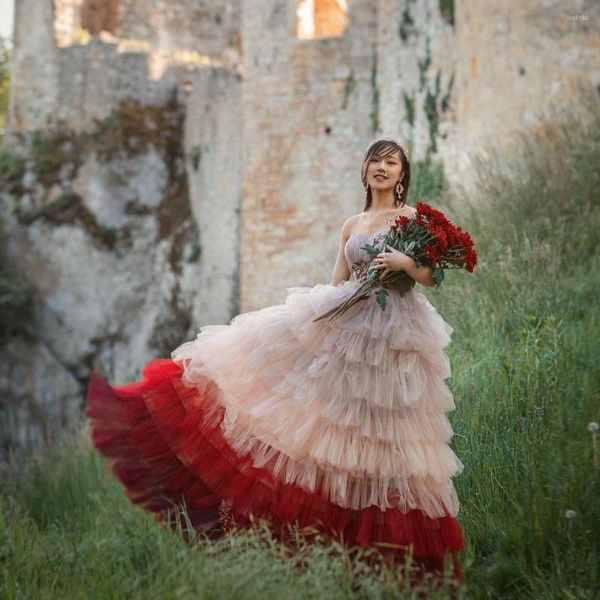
top-left (365, 150), bottom-right (403, 191)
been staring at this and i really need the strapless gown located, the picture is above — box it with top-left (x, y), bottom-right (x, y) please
top-left (86, 229), bottom-right (466, 584)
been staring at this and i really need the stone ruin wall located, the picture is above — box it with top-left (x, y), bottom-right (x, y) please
top-left (53, 0), bottom-right (241, 57)
top-left (1, 0), bottom-right (598, 455)
top-left (453, 1), bottom-right (600, 167)
top-left (239, 0), bottom-right (460, 308)
top-left (1, 0), bottom-right (244, 455)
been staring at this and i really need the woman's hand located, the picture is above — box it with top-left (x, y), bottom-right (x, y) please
top-left (371, 244), bottom-right (414, 280)
top-left (372, 244), bottom-right (437, 288)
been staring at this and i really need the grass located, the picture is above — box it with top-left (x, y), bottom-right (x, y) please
top-left (424, 88), bottom-right (600, 597)
top-left (0, 425), bottom-right (456, 599)
top-left (1, 90), bottom-right (599, 598)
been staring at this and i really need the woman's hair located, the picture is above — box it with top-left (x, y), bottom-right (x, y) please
top-left (361, 137), bottom-right (411, 212)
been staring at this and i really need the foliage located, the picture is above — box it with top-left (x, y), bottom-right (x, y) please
top-left (408, 151), bottom-right (448, 203)
top-left (0, 223), bottom-right (35, 340)
top-left (439, 0), bottom-right (455, 27)
top-left (424, 87), bottom-right (600, 596)
top-left (0, 35), bottom-right (10, 140)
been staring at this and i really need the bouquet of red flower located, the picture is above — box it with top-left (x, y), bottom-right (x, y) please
top-left (313, 201), bottom-right (477, 322)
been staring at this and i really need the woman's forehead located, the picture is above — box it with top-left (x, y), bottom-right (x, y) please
top-left (372, 149), bottom-right (401, 159)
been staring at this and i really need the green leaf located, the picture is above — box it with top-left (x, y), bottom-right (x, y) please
top-left (376, 288), bottom-right (388, 311)
top-left (362, 243), bottom-right (380, 256)
top-left (433, 266), bottom-right (444, 288)
top-left (391, 274), bottom-right (416, 296)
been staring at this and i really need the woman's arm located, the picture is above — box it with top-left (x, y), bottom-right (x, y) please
top-left (400, 257), bottom-right (436, 288)
top-left (371, 206), bottom-right (435, 288)
top-left (329, 218), bottom-right (353, 285)
top-left (374, 244), bottom-right (436, 288)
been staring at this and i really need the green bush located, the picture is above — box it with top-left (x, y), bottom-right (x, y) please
top-left (424, 88), bottom-right (600, 596)
top-left (0, 222), bottom-right (35, 340)
top-left (0, 35), bottom-right (10, 138)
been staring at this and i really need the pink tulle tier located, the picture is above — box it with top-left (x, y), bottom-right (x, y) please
top-left (170, 282), bottom-right (464, 516)
top-left (86, 358), bottom-right (465, 583)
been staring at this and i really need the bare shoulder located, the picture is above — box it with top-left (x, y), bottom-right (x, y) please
top-left (404, 204), bottom-right (418, 217)
top-left (339, 214), bottom-right (361, 239)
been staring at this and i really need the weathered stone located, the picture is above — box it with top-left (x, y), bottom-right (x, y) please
top-left (0, 335), bottom-right (81, 460)
top-left (1, 0), bottom-right (597, 454)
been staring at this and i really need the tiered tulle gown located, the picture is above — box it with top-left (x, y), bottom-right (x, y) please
top-left (86, 228), bottom-right (466, 583)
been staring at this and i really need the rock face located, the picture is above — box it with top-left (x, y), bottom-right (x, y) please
top-left (0, 336), bottom-right (81, 457)
top-left (1, 0), bottom-right (598, 456)
top-left (0, 88), bottom-right (241, 458)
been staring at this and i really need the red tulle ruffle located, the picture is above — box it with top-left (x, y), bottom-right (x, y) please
top-left (86, 358), bottom-right (465, 583)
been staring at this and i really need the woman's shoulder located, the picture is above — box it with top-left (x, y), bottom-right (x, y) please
top-left (340, 214), bottom-right (362, 236)
top-left (352, 205), bottom-right (418, 222)
top-left (340, 205), bottom-right (417, 237)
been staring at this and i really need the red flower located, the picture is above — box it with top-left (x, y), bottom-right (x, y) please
top-left (461, 231), bottom-right (474, 247)
top-left (416, 201), bottom-right (450, 226)
top-left (445, 225), bottom-right (462, 247)
top-left (424, 243), bottom-right (439, 263)
top-left (463, 249), bottom-right (478, 272)
top-left (430, 224), bottom-right (449, 252)
top-left (393, 215), bottom-right (412, 233)
top-left (314, 201), bottom-right (478, 321)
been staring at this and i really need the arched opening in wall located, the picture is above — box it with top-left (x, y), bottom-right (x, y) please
top-left (296, 0), bottom-right (348, 40)
top-left (81, 0), bottom-right (120, 36)
top-left (53, 0), bottom-right (121, 47)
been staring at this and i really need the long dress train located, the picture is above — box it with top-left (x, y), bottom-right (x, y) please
top-left (86, 229), bottom-right (466, 584)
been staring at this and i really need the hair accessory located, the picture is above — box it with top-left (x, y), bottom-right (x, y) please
top-left (367, 136), bottom-right (410, 159)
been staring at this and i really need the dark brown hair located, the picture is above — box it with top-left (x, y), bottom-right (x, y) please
top-left (361, 137), bottom-right (411, 212)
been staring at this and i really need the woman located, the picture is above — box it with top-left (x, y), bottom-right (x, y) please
top-left (86, 137), bottom-right (466, 586)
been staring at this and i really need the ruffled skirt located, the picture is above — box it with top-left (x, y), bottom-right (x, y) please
top-left (86, 279), bottom-right (466, 584)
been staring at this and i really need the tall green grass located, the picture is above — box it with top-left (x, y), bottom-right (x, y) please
top-left (428, 88), bottom-right (600, 597)
top-left (0, 425), bottom-right (458, 599)
top-left (1, 91), bottom-right (599, 598)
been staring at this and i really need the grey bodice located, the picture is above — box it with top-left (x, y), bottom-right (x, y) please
top-left (344, 230), bottom-right (387, 282)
